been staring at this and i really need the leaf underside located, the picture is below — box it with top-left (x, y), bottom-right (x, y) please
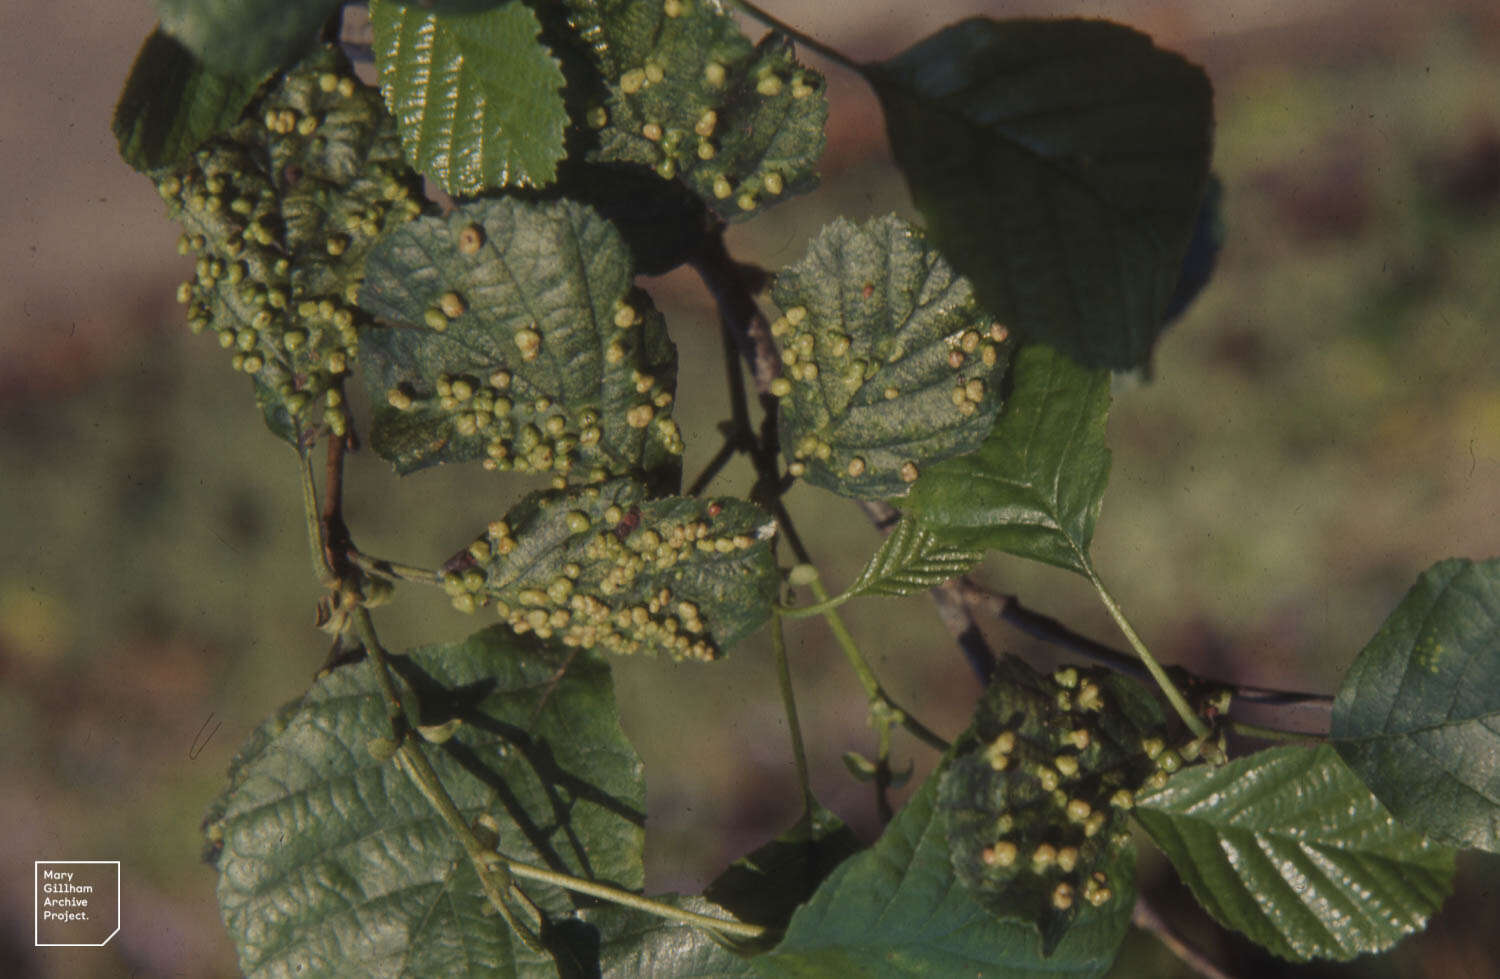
top-left (1332, 558), bottom-right (1500, 852)
top-left (1134, 744), bottom-right (1455, 962)
top-left (771, 215), bottom-right (1013, 500)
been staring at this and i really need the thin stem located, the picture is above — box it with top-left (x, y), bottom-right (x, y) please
top-left (296, 443), bottom-right (337, 586)
top-left (1132, 898), bottom-right (1238, 979)
top-left (776, 592), bottom-right (850, 620)
top-left (771, 612), bottom-right (815, 820)
top-left (1230, 720), bottom-right (1326, 744)
top-left (322, 435), bottom-right (352, 577)
top-left (345, 549), bottom-right (444, 587)
top-left (1088, 571), bottom-right (1210, 740)
top-left (502, 860), bottom-right (765, 940)
top-left (735, 1), bottom-right (863, 75)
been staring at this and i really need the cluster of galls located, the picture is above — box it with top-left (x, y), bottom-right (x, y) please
top-left (768, 304), bottom-right (1008, 485)
top-left (161, 47), bottom-right (421, 439)
top-left (588, 0), bottom-right (821, 217)
top-left (442, 487), bottom-right (765, 661)
top-left (385, 284), bottom-right (682, 486)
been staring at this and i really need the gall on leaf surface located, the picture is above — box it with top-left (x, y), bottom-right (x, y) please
top-left (938, 656), bottom-right (1165, 955)
top-left (905, 343), bottom-right (1111, 576)
top-left (565, 0), bottom-right (827, 221)
top-left (203, 626), bottom-right (645, 978)
top-left (154, 45), bottom-right (423, 444)
top-left (370, 0), bottom-right (568, 194)
top-left (359, 198), bottom-right (682, 491)
top-left (770, 215), bottom-right (1013, 500)
top-left (752, 770), bottom-right (1131, 977)
top-left (1134, 744), bottom-right (1455, 962)
top-left (460, 479), bottom-right (777, 661)
top-left (869, 18), bottom-right (1213, 371)
top-left (1332, 557), bottom-right (1500, 852)
top-left (155, 0), bottom-right (338, 79)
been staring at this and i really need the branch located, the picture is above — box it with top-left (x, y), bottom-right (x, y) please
top-left (1132, 897), bottom-right (1239, 979)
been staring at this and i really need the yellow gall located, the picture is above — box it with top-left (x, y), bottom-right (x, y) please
top-left (627, 404), bottom-right (655, 428)
top-left (1066, 798), bottom-right (1092, 823)
top-left (787, 461), bottom-right (806, 476)
top-left (1056, 846), bottom-right (1079, 873)
top-left (756, 73), bottom-right (783, 96)
top-left (883, 386), bottom-right (899, 400)
top-left (642, 122), bottom-right (663, 142)
top-left (961, 330), bottom-right (980, 353)
top-left (712, 175), bottom-right (733, 199)
top-left (697, 140), bottom-right (716, 160)
top-left (704, 62), bottom-right (726, 86)
top-left (1055, 754), bottom-right (1079, 778)
top-left (785, 306), bottom-right (807, 326)
top-left (613, 302), bottom-right (637, 329)
top-left (847, 456), bottom-right (866, 478)
top-left (424, 308), bottom-right (449, 331)
top-left (586, 106), bottom-right (608, 129)
top-left (458, 223), bottom-right (485, 254)
top-left (514, 328), bottom-right (541, 358)
top-left (1052, 883), bottom-right (1074, 911)
top-left (989, 322), bottom-right (1009, 342)
top-left (489, 369), bottom-right (511, 390)
top-left (644, 62), bottom-right (664, 84)
top-left (899, 461), bottom-right (919, 482)
top-left (664, 0), bottom-right (684, 16)
top-left (763, 172), bottom-right (784, 196)
top-left (620, 69), bottom-right (645, 94)
top-left (1031, 843), bottom-right (1057, 871)
top-left (737, 192), bottom-right (757, 212)
top-left (947, 349), bottom-right (965, 369)
top-left (966, 379), bottom-right (985, 402)
top-left (439, 291), bottom-right (466, 318)
top-left (318, 72), bottom-right (339, 92)
top-left (694, 110), bottom-right (717, 137)
top-left (769, 377), bottom-right (792, 397)
top-left (981, 344), bottom-right (998, 366)
top-left (981, 842), bottom-right (1018, 867)
top-left (337, 77), bottom-right (356, 98)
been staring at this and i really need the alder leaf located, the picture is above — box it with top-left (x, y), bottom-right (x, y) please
top-left (359, 198), bottom-right (681, 490)
top-left (456, 479), bottom-right (778, 661)
top-left (575, 897), bottom-right (753, 977)
top-left (113, 29), bottom-right (269, 172)
top-left (753, 772), bottom-right (1131, 977)
top-left (156, 45), bottom-right (423, 444)
top-left (566, 0), bottom-right (826, 220)
top-left (905, 344), bottom-right (1111, 576)
top-left (845, 516), bottom-right (981, 598)
top-left (370, 0), bottom-right (568, 193)
top-left (204, 626), bottom-right (645, 977)
top-left (1332, 558), bottom-right (1500, 852)
top-left (938, 656), bottom-right (1165, 954)
top-left (770, 215), bottom-right (1013, 500)
top-left (869, 18), bottom-right (1213, 370)
top-left (1134, 744), bottom-right (1455, 962)
top-left (156, 0), bottom-right (338, 78)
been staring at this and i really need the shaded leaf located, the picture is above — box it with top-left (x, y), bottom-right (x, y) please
top-left (539, 161), bottom-right (711, 276)
top-left (566, 0), bottom-right (826, 220)
top-left (205, 625), bottom-right (645, 977)
top-left (114, 29), bottom-right (269, 172)
top-left (1134, 744), bottom-right (1454, 962)
top-left (846, 516), bottom-right (981, 598)
top-left (1332, 558), bottom-right (1500, 852)
top-left (576, 897), bottom-right (753, 977)
top-left (157, 45), bottom-right (423, 443)
top-left (156, 0), bottom-right (337, 78)
top-left (938, 656), bottom-right (1164, 954)
top-left (870, 18), bottom-right (1213, 370)
top-left (370, 0), bottom-right (568, 193)
top-left (705, 804), bottom-right (862, 941)
top-left (905, 344), bottom-right (1110, 576)
top-left (754, 773), bottom-right (1131, 978)
top-left (770, 215), bottom-right (1013, 499)
top-left (461, 479), bottom-right (777, 661)
top-left (358, 197), bottom-right (681, 489)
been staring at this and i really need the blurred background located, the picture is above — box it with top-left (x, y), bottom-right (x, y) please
top-left (5, 0), bottom-right (1500, 975)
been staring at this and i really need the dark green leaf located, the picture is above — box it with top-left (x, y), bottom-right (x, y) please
top-left (1134, 744), bottom-right (1454, 962)
top-left (358, 198), bottom-right (681, 488)
top-left (567, 0), bottom-right (827, 221)
top-left (205, 625), bottom-right (645, 977)
top-left (156, 0), bottom-right (337, 78)
top-left (460, 480), bottom-right (777, 661)
top-left (705, 804), bottom-right (862, 941)
top-left (770, 215), bottom-right (1012, 499)
top-left (870, 18), bottom-right (1213, 370)
top-left (905, 344), bottom-right (1110, 576)
top-left (938, 657), bottom-right (1164, 954)
top-left (370, 0), bottom-right (568, 193)
top-left (157, 45), bottom-right (423, 443)
top-left (846, 516), bottom-right (981, 598)
top-left (577, 897), bottom-right (753, 977)
top-left (113, 29), bottom-right (268, 172)
top-left (540, 161), bottom-right (710, 276)
top-left (754, 773), bottom-right (1130, 978)
top-left (1332, 558), bottom-right (1500, 852)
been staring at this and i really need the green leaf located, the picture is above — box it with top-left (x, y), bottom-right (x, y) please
top-left (204, 625), bottom-right (645, 977)
top-left (542, 161), bottom-right (711, 276)
top-left (846, 516), bottom-right (981, 598)
top-left (113, 29), bottom-right (268, 172)
top-left (1332, 558), bottom-right (1500, 852)
top-left (770, 215), bottom-right (1013, 500)
top-left (577, 897), bottom-right (753, 977)
top-left (938, 656), bottom-right (1164, 954)
top-left (567, 0), bottom-right (827, 221)
top-left (156, 0), bottom-right (338, 78)
top-left (358, 197), bottom-right (681, 488)
top-left (754, 773), bottom-right (1131, 978)
top-left (157, 45), bottom-right (423, 444)
top-left (1134, 744), bottom-right (1454, 962)
top-left (869, 18), bottom-right (1213, 370)
top-left (370, 0), bottom-right (568, 194)
top-left (905, 344), bottom-right (1110, 576)
top-left (705, 804), bottom-right (862, 940)
top-left (461, 479), bottom-right (778, 661)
